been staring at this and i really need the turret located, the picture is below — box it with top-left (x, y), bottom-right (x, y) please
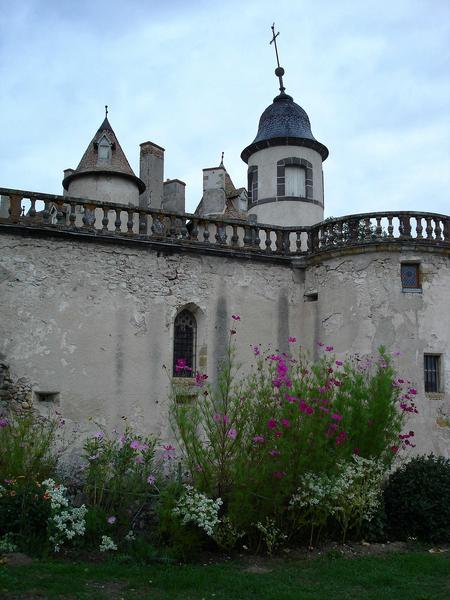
top-left (241, 26), bottom-right (328, 227)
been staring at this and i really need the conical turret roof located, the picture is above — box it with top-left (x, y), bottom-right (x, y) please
top-left (63, 116), bottom-right (145, 193)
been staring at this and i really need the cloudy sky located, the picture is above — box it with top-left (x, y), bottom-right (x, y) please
top-left (0, 0), bottom-right (449, 216)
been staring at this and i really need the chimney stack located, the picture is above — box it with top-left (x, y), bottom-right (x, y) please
top-left (162, 179), bottom-right (186, 213)
top-left (139, 141), bottom-right (165, 209)
top-left (201, 166), bottom-right (226, 216)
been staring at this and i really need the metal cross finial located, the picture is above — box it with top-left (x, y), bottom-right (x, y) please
top-left (269, 23), bottom-right (286, 94)
top-left (105, 105), bottom-right (108, 118)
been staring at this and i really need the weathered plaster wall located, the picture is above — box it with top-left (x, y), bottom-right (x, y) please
top-left (0, 233), bottom-right (448, 457)
top-left (67, 174), bottom-right (140, 206)
top-left (0, 234), bottom-right (300, 442)
top-left (299, 248), bottom-right (450, 456)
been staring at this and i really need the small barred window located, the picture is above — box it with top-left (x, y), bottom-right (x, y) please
top-left (173, 310), bottom-right (196, 377)
top-left (401, 263), bottom-right (420, 289)
top-left (424, 355), bottom-right (441, 393)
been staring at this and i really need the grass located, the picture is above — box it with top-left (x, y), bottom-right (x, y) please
top-left (0, 550), bottom-right (448, 600)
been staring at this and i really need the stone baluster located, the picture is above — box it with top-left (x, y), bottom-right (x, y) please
top-left (253, 226), bottom-right (261, 248)
top-left (202, 221), bottom-right (210, 243)
top-left (8, 194), bottom-right (23, 223)
top-left (415, 216), bottom-right (423, 239)
top-left (190, 218), bottom-right (199, 241)
top-left (243, 225), bottom-right (252, 247)
top-left (55, 198), bottom-right (65, 225)
top-left (443, 218), bottom-right (450, 242)
top-left (230, 224), bottom-right (239, 246)
top-left (139, 211), bottom-right (147, 236)
top-left (82, 203), bottom-right (96, 229)
top-left (387, 215), bottom-right (394, 238)
top-left (375, 216), bottom-right (382, 239)
top-left (101, 206), bottom-right (109, 233)
top-left (126, 209), bottom-right (134, 235)
top-left (114, 208), bottom-right (122, 233)
top-left (69, 201), bottom-right (77, 228)
top-left (399, 215), bottom-right (411, 238)
top-left (425, 217), bottom-right (433, 239)
top-left (296, 230), bottom-right (302, 252)
top-left (434, 218), bottom-right (442, 240)
top-left (264, 228), bottom-right (272, 253)
top-left (215, 222), bottom-right (227, 245)
top-left (168, 214), bottom-right (176, 238)
top-left (364, 217), bottom-right (372, 240)
top-left (28, 198), bottom-right (37, 219)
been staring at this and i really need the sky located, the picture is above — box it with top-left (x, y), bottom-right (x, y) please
top-left (0, 0), bottom-right (449, 217)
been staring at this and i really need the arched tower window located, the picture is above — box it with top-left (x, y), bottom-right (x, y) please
top-left (173, 310), bottom-right (197, 377)
top-left (247, 166), bottom-right (258, 204)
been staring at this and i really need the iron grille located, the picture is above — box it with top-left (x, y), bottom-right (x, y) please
top-left (401, 263), bottom-right (420, 289)
top-left (424, 355), bottom-right (440, 393)
top-left (173, 310), bottom-right (196, 377)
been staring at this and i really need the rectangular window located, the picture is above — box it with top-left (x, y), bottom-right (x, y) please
top-left (285, 165), bottom-right (306, 197)
top-left (424, 355), bottom-right (441, 393)
top-left (401, 263), bottom-right (420, 290)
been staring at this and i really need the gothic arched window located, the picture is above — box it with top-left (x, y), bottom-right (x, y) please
top-left (173, 310), bottom-right (197, 377)
top-left (97, 134), bottom-right (112, 164)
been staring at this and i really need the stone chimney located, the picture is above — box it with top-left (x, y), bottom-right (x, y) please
top-left (201, 166), bottom-right (226, 216)
top-left (162, 179), bottom-right (186, 213)
top-left (139, 141), bottom-right (165, 209)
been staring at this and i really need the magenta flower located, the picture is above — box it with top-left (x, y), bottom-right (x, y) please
top-left (107, 516), bottom-right (116, 524)
top-left (269, 449), bottom-right (281, 457)
top-left (252, 345), bottom-right (261, 356)
top-left (353, 447), bottom-right (360, 455)
top-left (317, 342), bottom-right (324, 347)
top-left (288, 336), bottom-right (297, 343)
top-left (272, 471), bottom-right (286, 479)
top-left (333, 379), bottom-right (342, 387)
top-left (223, 414), bottom-right (230, 424)
top-left (231, 314), bottom-right (241, 321)
top-left (227, 428), bottom-right (237, 439)
top-left (325, 345), bottom-right (334, 352)
top-left (390, 445), bottom-right (399, 454)
top-left (0, 418), bottom-right (8, 428)
top-left (147, 474), bottom-right (156, 485)
top-left (94, 431), bottom-right (104, 439)
top-left (409, 388), bottom-right (417, 395)
top-left (331, 413), bottom-right (343, 421)
top-left (285, 394), bottom-right (297, 403)
top-left (252, 435), bottom-right (265, 443)
top-left (59, 419), bottom-right (65, 427)
top-left (135, 455), bottom-right (144, 464)
top-left (175, 358), bottom-right (192, 373)
top-left (213, 413), bottom-right (222, 423)
top-left (281, 418), bottom-right (290, 428)
top-left (194, 371), bottom-right (208, 387)
top-left (335, 360), bottom-right (343, 366)
top-left (267, 418), bottom-right (277, 429)
top-left (130, 440), bottom-right (140, 450)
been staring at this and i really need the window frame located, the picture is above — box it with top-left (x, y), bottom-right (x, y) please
top-left (401, 262), bottom-right (421, 292)
top-left (424, 354), bottom-right (442, 393)
top-left (173, 309), bottom-right (197, 378)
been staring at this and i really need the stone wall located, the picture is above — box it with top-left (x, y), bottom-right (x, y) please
top-left (0, 231), bottom-right (448, 456)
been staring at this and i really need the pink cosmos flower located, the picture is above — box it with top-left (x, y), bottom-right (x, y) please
top-left (335, 431), bottom-right (347, 446)
top-left (275, 431), bottom-right (282, 438)
top-left (353, 447), bottom-right (360, 455)
top-left (130, 440), bottom-right (140, 450)
top-left (135, 455), bottom-right (144, 464)
top-left (59, 419), bottom-right (65, 427)
top-left (288, 336), bottom-right (297, 343)
top-left (194, 371), bottom-right (208, 387)
top-left (252, 435), bottom-right (265, 443)
top-left (317, 342), bottom-right (324, 347)
top-left (269, 449), bottom-right (281, 457)
top-left (227, 428), bottom-right (237, 439)
top-left (0, 418), bottom-right (8, 428)
top-left (267, 418), bottom-right (277, 429)
top-left (285, 394), bottom-right (297, 403)
top-left (147, 475), bottom-right (156, 485)
top-left (175, 358), bottom-right (192, 373)
top-left (409, 388), bottom-right (417, 395)
top-left (213, 413), bottom-right (221, 423)
top-left (223, 414), bottom-right (230, 424)
top-left (252, 345), bottom-right (261, 356)
top-left (107, 516), bottom-right (116, 524)
top-left (94, 431), bottom-right (104, 439)
top-left (334, 379), bottom-right (342, 387)
top-left (390, 445), bottom-right (399, 453)
top-left (325, 345), bottom-right (334, 352)
top-left (281, 418), bottom-right (290, 428)
top-left (331, 413), bottom-right (343, 421)
top-left (335, 360), bottom-right (343, 366)
top-left (231, 314), bottom-right (241, 321)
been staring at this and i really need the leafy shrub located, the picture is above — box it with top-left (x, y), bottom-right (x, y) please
top-left (384, 454), bottom-right (450, 543)
top-left (171, 321), bottom-right (414, 548)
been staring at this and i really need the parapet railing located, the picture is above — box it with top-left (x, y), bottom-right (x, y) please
top-left (0, 187), bottom-right (449, 258)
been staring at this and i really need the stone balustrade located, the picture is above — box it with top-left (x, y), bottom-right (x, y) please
top-left (0, 187), bottom-right (449, 259)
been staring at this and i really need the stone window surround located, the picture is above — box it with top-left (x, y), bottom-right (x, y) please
top-left (247, 165), bottom-right (258, 203)
top-left (401, 261), bottom-right (421, 292)
top-left (424, 353), bottom-right (443, 394)
top-left (277, 157), bottom-right (313, 200)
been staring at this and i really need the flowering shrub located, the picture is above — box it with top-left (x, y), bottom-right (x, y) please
top-left (82, 424), bottom-right (159, 527)
top-left (171, 320), bottom-right (413, 547)
top-left (255, 517), bottom-right (287, 555)
top-left (42, 478), bottom-right (87, 552)
top-left (99, 535), bottom-right (117, 552)
top-left (173, 485), bottom-right (223, 537)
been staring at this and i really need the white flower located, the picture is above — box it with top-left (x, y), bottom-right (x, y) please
top-left (99, 535), bottom-right (117, 552)
top-left (173, 485), bottom-right (223, 537)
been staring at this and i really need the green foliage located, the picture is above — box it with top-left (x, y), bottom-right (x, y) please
top-left (384, 454), bottom-right (450, 543)
top-left (171, 328), bottom-right (411, 548)
top-left (0, 412), bottom-right (60, 483)
top-left (82, 424), bottom-right (160, 527)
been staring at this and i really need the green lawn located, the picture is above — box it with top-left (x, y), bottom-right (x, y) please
top-left (0, 550), bottom-right (448, 600)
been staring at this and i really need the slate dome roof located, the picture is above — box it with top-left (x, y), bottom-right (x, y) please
top-left (241, 92), bottom-right (328, 163)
